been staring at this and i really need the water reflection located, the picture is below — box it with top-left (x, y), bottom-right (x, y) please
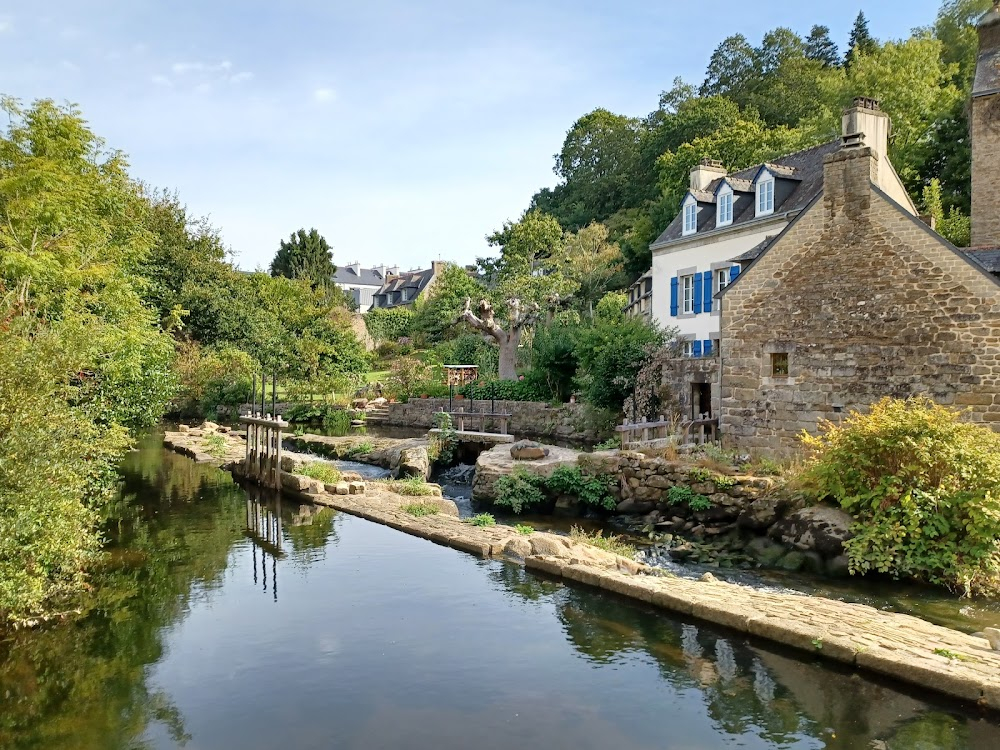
top-left (1, 435), bottom-right (998, 750)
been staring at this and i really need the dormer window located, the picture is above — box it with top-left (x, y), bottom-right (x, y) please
top-left (717, 185), bottom-right (733, 227)
top-left (682, 196), bottom-right (698, 236)
top-left (756, 174), bottom-right (775, 216)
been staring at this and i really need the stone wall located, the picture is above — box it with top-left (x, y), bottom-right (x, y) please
top-left (659, 355), bottom-right (720, 421)
top-left (383, 398), bottom-right (604, 443)
top-left (721, 145), bottom-right (1000, 455)
top-left (972, 11), bottom-right (1000, 248)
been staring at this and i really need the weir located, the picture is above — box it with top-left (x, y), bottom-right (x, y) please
top-left (240, 413), bottom-right (288, 490)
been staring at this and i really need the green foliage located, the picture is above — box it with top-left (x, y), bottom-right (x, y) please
top-left (460, 378), bottom-right (547, 402)
top-left (575, 316), bottom-right (666, 411)
top-left (923, 178), bottom-right (971, 247)
top-left (429, 413), bottom-right (457, 466)
top-left (515, 524), bottom-right (534, 535)
top-left (844, 11), bottom-right (878, 68)
top-left (412, 263), bottom-right (486, 343)
top-left (467, 513), bottom-right (497, 527)
top-left (546, 466), bottom-right (617, 510)
top-left (593, 437), bottom-right (621, 451)
top-left (403, 502), bottom-right (439, 517)
top-left (493, 470), bottom-right (548, 514)
top-left (344, 440), bottom-right (374, 457)
top-left (172, 341), bottom-right (255, 417)
top-left (667, 485), bottom-right (712, 511)
top-left (322, 408), bottom-right (352, 434)
top-left (800, 397), bottom-right (1000, 596)
top-left (933, 647), bottom-right (975, 662)
top-left (364, 306), bottom-right (414, 345)
top-left (269, 228), bottom-right (335, 288)
top-left (522, 322), bottom-right (582, 402)
top-left (569, 526), bottom-right (636, 557)
top-left (377, 477), bottom-right (435, 497)
top-left (203, 434), bottom-right (227, 458)
top-left (296, 462), bottom-right (342, 485)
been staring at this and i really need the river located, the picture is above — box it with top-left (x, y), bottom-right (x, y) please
top-left (1, 430), bottom-right (999, 749)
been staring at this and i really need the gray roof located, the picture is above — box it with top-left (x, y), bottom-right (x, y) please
top-left (729, 236), bottom-right (777, 264)
top-left (372, 267), bottom-right (437, 307)
top-left (963, 247), bottom-right (1000, 273)
top-left (333, 265), bottom-right (386, 287)
top-left (652, 140), bottom-right (841, 248)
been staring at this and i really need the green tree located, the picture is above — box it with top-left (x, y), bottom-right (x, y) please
top-left (550, 223), bottom-right (623, 319)
top-left (575, 313), bottom-right (666, 412)
top-left (269, 228), bottom-right (335, 287)
top-left (412, 262), bottom-right (486, 343)
top-left (804, 25), bottom-right (840, 67)
top-left (922, 178), bottom-right (971, 247)
top-left (844, 11), bottom-right (878, 68)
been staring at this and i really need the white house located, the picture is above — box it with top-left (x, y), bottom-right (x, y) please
top-left (631, 98), bottom-right (916, 357)
top-left (333, 263), bottom-right (394, 312)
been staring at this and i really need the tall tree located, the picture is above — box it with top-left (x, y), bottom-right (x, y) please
top-left (550, 223), bottom-right (624, 319)
top-left (804, 25), bottom-right (840, 67)
top-left (700, 34), bottom-right (760, 103)
top-left (481, 210), bottom-right (576, 307)
top-left (844, 11), bottom-right (878, 68)
top-left (269, 228), bottom-right (335, 287)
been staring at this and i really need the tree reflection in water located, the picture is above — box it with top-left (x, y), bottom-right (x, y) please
top-left (490, 563), bottom-right (999, 750)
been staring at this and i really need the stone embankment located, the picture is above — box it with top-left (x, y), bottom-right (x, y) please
top-left (286, 433), bottom-right (432, 479)
top-left (163, 426), bottom-right (1000, 710)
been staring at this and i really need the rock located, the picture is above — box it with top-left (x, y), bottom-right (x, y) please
top-left (397, 447), bottom-right (429, 479)
top-left (826, 554), bottom-right (851, 578)
top-left (216, 425), bottom-right (230, 434)
top-left (503, 537), bottom-right (533, 561)
top-left (280, 455), bottom-right (297, 472)
top-left (777, 550), bottom-right (806, 572)
top-left (746, 536), bottom-right (787, 566)
top-left (201, 421), bottom-right (220, 432)
top-left (340, 471), bottom-right (364, 482)
top-left (738, 496), bottom-right (782, 530)
top-left (770, 506), bottom-right (855, 556)
top-left (472, 443), bottom-right (580, 505)
top-left (178, 424), bottom-right (191, 433)
top-left (983, 628), bottom-right (1000, 651)
top-left (801, 551), bottom-right (825, 575)
top-left (349, 481), bottom-right (366, 495)
top-left (510, 440), bottom-right (549, 461)
top-left (529, 535), bottom-right (571, 557)
top-left (352, 398), bottom-right (368, 409)
top-left (668, 544), bottom-right (695, 561)
top-left (554, 495), bottom-right (581, 517)
top-left (335, 482), bottom-right (350, 495)
top-left (700, 572), bottom-right (718, 583)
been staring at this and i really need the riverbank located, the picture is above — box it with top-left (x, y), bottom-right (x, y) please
top-left (163, 427), bottom-right (1000, 710)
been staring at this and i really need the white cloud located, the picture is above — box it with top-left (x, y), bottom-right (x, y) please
top-left (313, 87), bottom-right (335, 103)
top-left (59, 27), bottom-right (81, 40)
top-left (60, 60), bottom-right (79, 72)
top-left (194, 82), bottom-right (212, 94)
top-left (229, 71), bottom-right (253, 84)
top-left (151, 74), bottom-right (172, 87)
top-left (172, 60), bottom-right (232, 75)
top-left (0, 18), bottom-right (11, 34)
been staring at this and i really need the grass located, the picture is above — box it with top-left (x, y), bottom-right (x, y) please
top-left (466, 513), bottom-right (496, 527)
top-left (402, 502), bottom-right (439, 517)
top-left (345, 440), bottom-right (374, 457)
top-left (365, 370), bottom-right (390, 384)
top-left (569, 526), bottom-right (636, 558)
top-left (514, 524), bottom-right (534, 535)
top-left (296, 462), bottom-right (342, 484)
top-left (375, 477), bottom-right (434, 496)
top-left (933, 648), bottom-right (976, 662)
top-left (203, 433), bottom-right (228, 458)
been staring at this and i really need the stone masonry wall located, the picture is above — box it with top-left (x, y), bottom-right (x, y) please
top-left (720, 145), bottom-right (1000, 455)
top-left (383, 398), bottom-right (603, 443)
top-left (972, 17), bottom-right (1000, 248)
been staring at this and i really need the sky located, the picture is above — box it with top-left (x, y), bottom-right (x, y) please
top-left (0, 0), bottom-right (944, 272)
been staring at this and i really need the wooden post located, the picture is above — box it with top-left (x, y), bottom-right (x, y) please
top-left (275, 415), bottom-right (283, 492)
top-left (457, 406), bottom-right (465, 433)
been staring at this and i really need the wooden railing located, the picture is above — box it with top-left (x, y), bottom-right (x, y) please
top-left (240, 413), bottom-right (289, 490)
top-left (615, 414), bottom-right (718, 448)
top-left (437, 406), bottom-right (512, 435)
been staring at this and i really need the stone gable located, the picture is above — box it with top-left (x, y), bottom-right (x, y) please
top-left (720, 146), bottom-right (1000, 455)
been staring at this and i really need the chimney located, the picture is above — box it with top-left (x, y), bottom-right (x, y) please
top-left (971, 1), bottom-right (1000, 247)
top-left (842, 97), bottom-right (890, 163)
top-left (347, 261), bottom-right (361, 275)
top-left (689, 157), bottom-right (726, 191)
top-left (376, 264), bottom-right (387, 278)
top-left (388, 266), bottom-right (399, 276)
top-left (431, 260), bottom-right (446, 275)
top-left (822, 137), bottom-right (878, 225)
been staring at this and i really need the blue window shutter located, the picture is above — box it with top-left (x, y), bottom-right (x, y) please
top-left (702, 270), bottom-right (713, 313)
top-left (692, 340), bottom-right (702, 357)
top-left (729, 265), bottom-right (741, 285)
top-left (669, 277), bottom-right (679, 317)
top-left (703, 339), bottom-right (713, 356)
top-left (692, 273), bottom-right (703, 314)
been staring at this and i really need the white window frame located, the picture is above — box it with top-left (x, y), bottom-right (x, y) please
top-left (715, 268), bottom-right (730, 294)
top-left (756, 174), bottom-right (775, 216)
top-left (682, 197), bottom-right (698, 236)
top-left (681, 274), bottom-right (695, 314)
top-left (682, 340), bottom-right (693, 357)
top-left (717, 186), bottom-right (733, 227)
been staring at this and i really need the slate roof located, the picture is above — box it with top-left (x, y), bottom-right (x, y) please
top-left (332, 265), bottom-right (386, 287)
top-left (963, 247), bottom-right (1000, 274)
top-left (729, 236), bottom-right (777, 264)
top-left (372, 267), bottom-right (437, 307)
top-left (651, 139), bottom-right (841, 248)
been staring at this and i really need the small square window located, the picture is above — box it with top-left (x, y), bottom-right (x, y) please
top-left (771, 352), bottom-right (789, 377)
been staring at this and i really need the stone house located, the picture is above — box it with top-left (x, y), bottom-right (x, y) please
top-left (370, 261), bottom-right (446, 310)
top-left (716, 4), bottom-right (1000, 455)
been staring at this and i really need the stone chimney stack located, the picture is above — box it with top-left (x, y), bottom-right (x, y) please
top-left (822, 135), bottom-right (878, 225)
top-left (689, 158), bottom-right (726, 191)
top-left (972, 1), bottom-right (1000, 247)
top-left (842, 97), bottom-right (890, 163)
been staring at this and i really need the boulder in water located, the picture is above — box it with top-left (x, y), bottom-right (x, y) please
top-left (510, 440), bottom-right (549, 461)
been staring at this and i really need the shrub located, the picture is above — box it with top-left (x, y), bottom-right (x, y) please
top-left (203, 434), bottom-right (228, 458)
top-left (800, 397), bottom-right (1000, 596)
top-left (593, 437), bottom-right (620, 451)
top-left (297, 462), bottom-right (342, 484)
top-left (365, 307), bottom-right (414, 345)
top-left (569, 526), bottom-right (635, 557)
top-left (667, 484), bottom-right (711, 511)
top-left (546, 466), bottom-right (617, 510)
top-left (344, 440), bottom-right (374, 457)
top-left (494, 469), bottom-right (548, 514)
top-left (403, 502), bottom-right (439, 517)
top-left (515, 524), bottom-right (534, 535)
top-left (376, 478), bottom-right (434, 496)
top-left (575, 316), bottom-right (667, 411)
top-left (467, 513), bottom-right (496, 527)
top-left (460, 378), bottom-right (547, 402)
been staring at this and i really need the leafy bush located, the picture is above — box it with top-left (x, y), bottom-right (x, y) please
top-left (666, 484), bottom-right (712, 511)
top-left (376, 478), bottom-right (435, 496)
top-left (575, 316), bottom-right (667, 411)
top-left (593, 437), bottom-right (621, 451)
top-left (546, 466), bottom-right (616, 510)
top-left (403, 502), bottom-right (439, 517)
top-left (494, 469), bottom-right (547, 514)
top-left (364, 306), bottom-right (414, 345)
top-left (460, 378), bottom-right (546, 402)
top-left (297, 462), bottom-right (342, 484)
top-left (172, 341), bottom-right (255, 417)
top-left (344, 440), bottom-right (374, 457)
top-left (800, 397), bottom-right (1000, 596)
top-left (515, 524), bottom-right (534, 535)
top-left (467, 513), bottom-right (496, 527)
top-left (569, 526), bottom-right (635, 557)
top-left (203, 434), bottom-right (228, 458)
top-left (524, 323), bottom-right (582, 402)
